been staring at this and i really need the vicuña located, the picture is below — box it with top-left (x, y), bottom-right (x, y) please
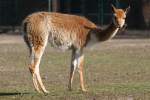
top-left (22, 5), bottom-right (130, 94)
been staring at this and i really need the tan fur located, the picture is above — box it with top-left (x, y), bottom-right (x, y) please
top-left (78, 55), bottom-right (86, 91)
top-left (23, 5), bottom-right (128, 94)
top-left (23, 12), bottom-right (97, 49)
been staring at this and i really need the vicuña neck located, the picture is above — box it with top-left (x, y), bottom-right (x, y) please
top-left (93, 22), bottom-right (119, 42)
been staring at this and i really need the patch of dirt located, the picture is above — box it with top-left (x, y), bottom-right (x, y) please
top-left (0, 34), bottom-right (150, 50)
top-left (0, 34), bottom-right (23, 44)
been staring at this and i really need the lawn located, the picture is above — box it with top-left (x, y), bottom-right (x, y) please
top-left (0, 35), bottom-right (150, 100)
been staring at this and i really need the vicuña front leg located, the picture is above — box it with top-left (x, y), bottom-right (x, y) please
top-left (77, 54), bottom-right (87, 92)
top-left (29, 44), bottom-right (49, 94)
top-left (68, 49), bottom-right (86, 92)
top-left (68, 49), bottom-right (77, 91)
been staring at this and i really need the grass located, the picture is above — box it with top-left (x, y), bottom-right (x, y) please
top-left (0, 39), bottom-right (150, 100)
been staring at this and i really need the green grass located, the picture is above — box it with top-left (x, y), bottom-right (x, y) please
top-left (0, 39), bottom-right (150, 100)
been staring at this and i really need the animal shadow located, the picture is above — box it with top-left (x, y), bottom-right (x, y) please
top-left (0, 92), bottom-right (30, 96)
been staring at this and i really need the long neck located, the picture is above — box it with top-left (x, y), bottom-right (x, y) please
top-left (94, 22), bottom-right (119, 41)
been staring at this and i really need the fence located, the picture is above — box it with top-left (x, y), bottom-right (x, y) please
top-left (0, 0), bottom-right (124, 33)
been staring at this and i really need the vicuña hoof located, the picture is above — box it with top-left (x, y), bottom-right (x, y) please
top-left (43, 90), bottom-right (49, 95)
top-left (81, 88), bottom-right (87, 92)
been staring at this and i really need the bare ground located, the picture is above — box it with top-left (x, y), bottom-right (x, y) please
top-left (0, 34), bottom-right (150, 50)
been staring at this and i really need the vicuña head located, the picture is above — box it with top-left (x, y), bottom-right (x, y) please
top-left (111, 4), bottom-right (130, 28)
top-left (22, 4), bottom-right (130, 94)
top-left (92, 4), bottom-right (130, 42)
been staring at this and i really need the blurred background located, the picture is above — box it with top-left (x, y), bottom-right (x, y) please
top-left (0, 0), bottom-right (149, 35)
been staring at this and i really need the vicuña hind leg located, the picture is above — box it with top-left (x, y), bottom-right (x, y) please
top-left (29, 39), bottom-right (49, 94)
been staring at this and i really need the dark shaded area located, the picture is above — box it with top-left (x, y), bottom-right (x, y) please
top-left (0, 0), bottom-right (48, 26)
top-left (127, 0), bottom-right (146, 30)
top-left (0, 0), bottom-right (148, 31)
top-left (0, 0), bottom-right (23, 26)
top-left (0, 92), bottom-right (30, 96)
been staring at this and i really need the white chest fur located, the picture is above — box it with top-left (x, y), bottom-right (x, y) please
top-left (110, 28), bottom-right (119, 39)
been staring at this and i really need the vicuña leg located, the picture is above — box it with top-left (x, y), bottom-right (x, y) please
top-left (68, 49), bottom-right (86, 92)
top-left (77, 54), bottom-right (86, 92)
top-left (29, 37), bottom-right (49, 94)
top-left (68, 49), bottom-right (77, 91)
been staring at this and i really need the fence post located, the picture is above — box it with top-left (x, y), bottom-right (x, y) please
top-left (48, 0), bottom-right (51, 12)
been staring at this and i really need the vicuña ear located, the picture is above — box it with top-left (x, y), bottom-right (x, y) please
top-left (111, 4), bottom-right (117, 12)
top-left (124, 6), bottom-right (130, 14)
